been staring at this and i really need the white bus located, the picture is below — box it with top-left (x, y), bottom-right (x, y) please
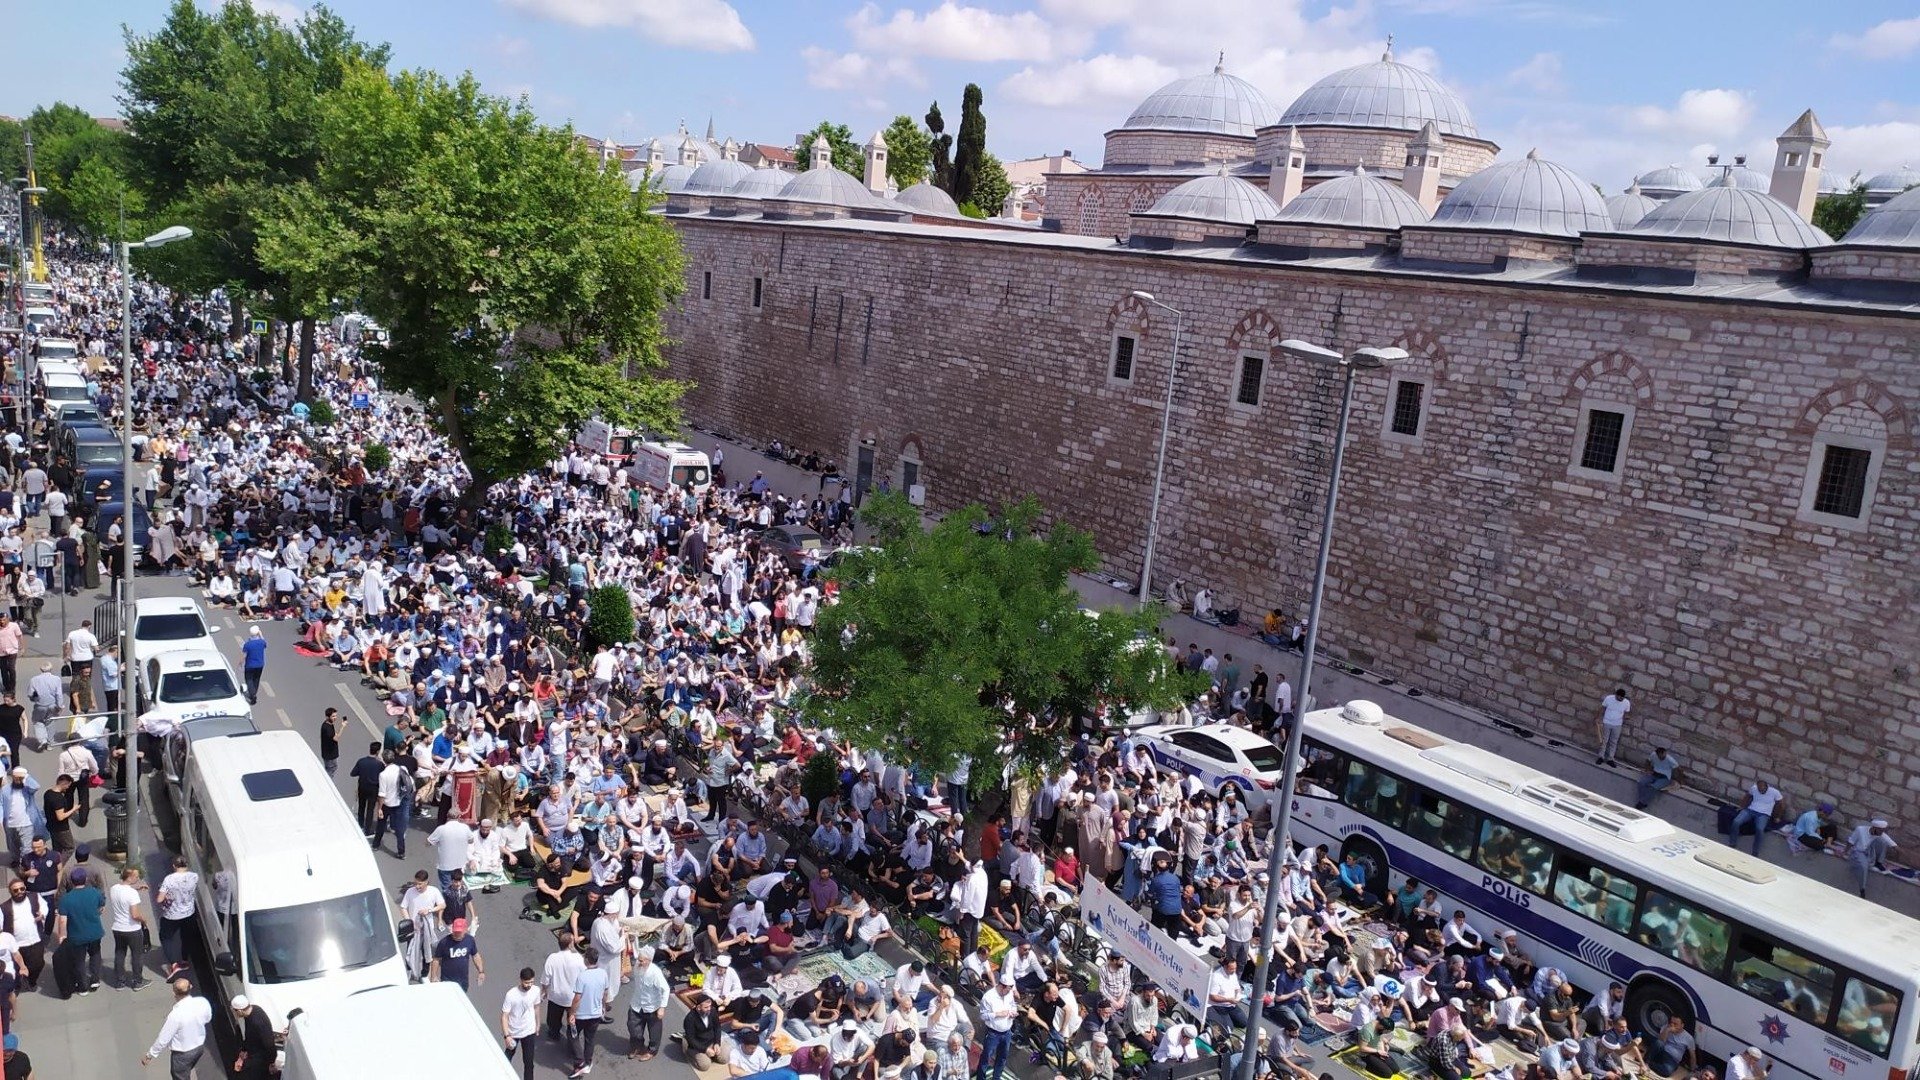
top-left (1290, 700), bottom-right (1919, 1080)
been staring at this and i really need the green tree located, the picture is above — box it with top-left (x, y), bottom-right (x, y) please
top-left (959, 151), bottom-right (1011, 219)
top-left (586, 584), bottom-right (637, 649)
top-left (256, 65), bottom-right (687, 497)
top-left (1813, 175), bottom-right (1869, 240)
top-left (951, 83), bottom-right (987, 207)
top-left (60, 155), bottom-right (147, 240)
top-left (0, 119), bottom-right (23, 193)
top-left (793, 120), bottom-right (862, 177)
top-left (16, 104), bottom-right (137, 235)
top-left (882, 114), bottom-right (931, 190)
top-left (808, 492), bottom-right (1204, 782)
top-left (926, 101), bottom-right (953, 194)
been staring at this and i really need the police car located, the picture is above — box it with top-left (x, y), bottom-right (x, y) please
top-left (137, 648), bottom-right (251, 723)
top-left (1134, 722), bottom-right (1288, 808)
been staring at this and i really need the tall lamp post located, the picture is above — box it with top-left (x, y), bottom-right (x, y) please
top-left (117, 224), bottom-right (192, 869)
top-left (1236, 337), bottom-right (1404, 1080)
top-left (1128, 290), bottom-right (1183, 608)
top-left (10, 182), bottom-right (47, 423)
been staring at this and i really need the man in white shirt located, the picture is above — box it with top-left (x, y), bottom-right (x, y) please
top-left (978, 973), bottom-right (1021, 1080)
top-left (1730, 1046), bottom-right (1771, 1080)
top-left (704, 952), bottom-right (744, 1006)
top-left (1206, 957), bottom-right (1248, 1030)
top-left (1596, 687), bottom-right (1631, 766)
top-left (155, 854), bottom-right (199, 981)
top-left (64, 619), bottom-right (100, 713)
top-left (109, 866), bottom-right (152, 990)
top-left (541, 930), bottom-right (587, 1040)
top-left (502, 966), bottom-right (543, 1080)
top-left (429, 818), bottom-right (475, 893)
top-left (141, 978), bottom-right (212, 1077)
top-left (1726, 779), bottom-right (1784, 856)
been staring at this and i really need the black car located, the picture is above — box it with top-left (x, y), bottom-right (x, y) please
top-left (757, 524), bottom-right (826, 571)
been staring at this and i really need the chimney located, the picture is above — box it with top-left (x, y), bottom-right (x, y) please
top-left (1001, 190), bottom-right (1021, 219)
top-left (1266, 125), bottom-right (1307, 208)
top-left (809, 133), bottom-right (832, 172)
top-left (863, 130), bottom-right (888, 194)
top-left (722, 137), bottom-right (739, 162)
top-left (678, 137), bottom-right (700, 167)
top-left (1769, 108), bottom-right (1829, 222)
top-left (1403, 120), bottom-right (1443, 212)
top-left (646, 138), bottom-right (665, 168)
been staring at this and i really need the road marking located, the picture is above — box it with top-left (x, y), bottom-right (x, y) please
top-left (334, 681), bottom-right (381, 739)
top-left (261, 682), bottom-right (275, 699)
top-left (276, 708), bottom-right (292, 728)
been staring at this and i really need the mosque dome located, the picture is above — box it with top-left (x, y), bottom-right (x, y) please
top-left (1121, 62), bottom-right (1279, 138)
top-left (1633, 165), bottom-right (1704, 200)
top-left (1819, 171), bottom-right (1853, 195)
top-left (774, 166), bottom-right (883, 209)
top-left (1277, 46), bottom-right (1477, 139)
top-left (1428, 150), bottom-right (1612, 237)
top-left (893, 181), bottom-right (961, 215)
top-left (648, 121), bottom-right (725, 164)
top-left (650, 163), bottom-right (697, 194)
top-left (1864, 165), bottom-right (1920, 197)
top-left (728, 167), bottom-right (794, 199)
top-left (1841, 185), bottom-right (1920, 248)
top-left (1272, 166), bottom-right (1428, 229)
top-left (1605, 183), bottom-right (1660, 229)
top-left (1628, 175), bottom-right (1832, 248)
top-left (681, 159), bottom-right (754, 196)
top-left (1704, 160), bottom-right (1769, 192)
top-left (1142, 168), bottom-right (1282, 225)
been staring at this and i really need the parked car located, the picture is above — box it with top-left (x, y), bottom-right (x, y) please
top-left (757, 524), bottom-right (826, 572)
top-left (1133, 722), bottom-right (1288, 809)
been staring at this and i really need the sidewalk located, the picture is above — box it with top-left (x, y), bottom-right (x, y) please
top-left (691, 426), bottom-right (1920, 919)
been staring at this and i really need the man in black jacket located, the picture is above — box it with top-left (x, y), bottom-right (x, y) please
top-left (230, 996), bottom-right (277, 1079)
top-left (348, 742), bottom-right (383, 837)
top-left (682, 995), bottom-right (722, 1070)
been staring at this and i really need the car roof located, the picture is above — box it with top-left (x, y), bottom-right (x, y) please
top-left (148, 647), bottom-right (231, 672)
top-left (1139, 722), bottom-right (1278, 749)
top-left (67, 427), bottom-right (119, 445)
top-left (135, 597), bottom-right (206, 617)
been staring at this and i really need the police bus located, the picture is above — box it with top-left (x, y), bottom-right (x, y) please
top-left (1289, 699), bottom-right (1919, 1080)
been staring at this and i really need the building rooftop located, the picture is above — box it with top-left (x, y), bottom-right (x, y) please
top-left (1842, 185), bottom-right (1920, 248)
top-left (1121, 62), bottom-right (1279, 138)
top-left (1270, 165), bottom-right (1429, 229)
top-left (1141, 168), bottom-right (1282, 225)
top-left (1276, 47), bottom-right (1478, 139)
top-left (1628, 175), bottom-right (1833, 249)
top-left (1428, 150), bottom-right (1613, 238)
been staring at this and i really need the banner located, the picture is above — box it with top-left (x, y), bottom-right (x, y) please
top-left (1078, 878), bottom-right (1212, 1018)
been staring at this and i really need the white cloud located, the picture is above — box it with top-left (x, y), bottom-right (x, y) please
top-left (847, 2), bottom-right (1070, 62)
top-left (196, 0), bottom-right (308, 22)
top-left (499, 0), bottom-right (754, 52)
top-left (1628, 88), bottom-right (1754, 140)
top-left (1503, 52), bottom-right (1563, 96)
top-left (1829, 16), bottom-right (1920, 60)
top-left (1000, 54), bottom-right (1179, 110)
top-left (801, 46), bottom-right (921, 92)
top-left (1825, 122), bottom-right (1920, 184)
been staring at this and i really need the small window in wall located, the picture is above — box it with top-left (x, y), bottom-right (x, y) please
top-left (1233, 354), bottom-right (1265, 408)
top-left (751, 277), bottom-right (763, 310)
top-left (1386, 378), bottom-right (1426, 440)
top-left (702, 271), bottom-right (712, 300)
top-left (1109, 335), bottom-right (1136, 383)
top-left (1812, 444), bottom-right (1872, 518)
top-left (1570, 402), bottom-right (1634, 481)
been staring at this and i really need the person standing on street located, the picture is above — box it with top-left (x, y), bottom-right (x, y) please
top-left (0, 694), bottom-right (20, 766)
top-left (54, 866), bottom-right (105, 996)
top-left (1, 880), bottom-right (45, 992)
top-left (155, 855), bottom-right (198, 981)
top-left (230, 995), bottom-right (276, 1079)
top-left (0, 614), bottom-right (22, 699)
top-left (348, 741), bottom-right (383, 837)
top-left (98, 646), bottom-right (121, 716)
top-left (239, 626), bottom-right (267, 705)
top-left (26, 663), bottom-right (59, 752)
top-left (1, 1033), bottom-right (28, 1080)
top-left (1596, 687), bottom-right (1631, 767)
top-left (428, 817), bottom-right (474, 894)
top-left (63, 620), bottom-right (99, 716)
top-left (141, 978), bottom-right (211, 1078)
top-left (502, 967), bottom-right (543, 1080)
top-left (109, 866), bottom-right (151, 990)
top-left (429, 917), bottom-right (483, 992)
top-left (626, 945), bottom-right (670, 1061)
top-left (1848, 819), bottom-right (1899, 898)
top-left (541, 929), bottom-right (586, 1041)
top-left (703, 736), bottom-right (737, 822)
top-left (567, 945), bottom-right (612, 1078)
top-left (318, 708), bottom-right (344, 775)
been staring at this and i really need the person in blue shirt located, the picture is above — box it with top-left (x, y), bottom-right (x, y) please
top-left (429, 917), bottom-right (482, 991)
top-left (1337, 853), bottom-right (1377, 908)
top-left (239, 626), bottom-right (268, 704)
top-left (1147, 858), bottom-right (1184, 934)
top-left (55, 867), bottom-right (106, 994)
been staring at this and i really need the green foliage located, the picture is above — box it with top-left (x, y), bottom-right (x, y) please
top-left (972, 151), bottom-right (1011, 217)
top-left (363, 442), bottom-right (392, 472)
top-left (483, 522), bottom-right (515, 556)
top-left (809, 492), bottom-right (1204, 781)
top-left (585, 584), bottom-right (636, 650)
top-left (61, 155), bottom-right (147, 240)
top-left (952, 84), bottom-right (987, 207)
top-left (1813, 175), bottom-right (1868, 240)
top-left (305, 397), bottom-right (335, 425)
top-left (0, 119), bottom-right (22, 192)
top-left (800, 750), bottom-right (840, 808)
top-left (882, 115), bottom-right (931, 190)
top-left (255, 65), bottom-right (687, 491)
top-left (956, 202), bottom-right (987, 220)
top-left (793, 121), bottom-right (862, 178)
top-left (926, 101), bottom-right (953, 194)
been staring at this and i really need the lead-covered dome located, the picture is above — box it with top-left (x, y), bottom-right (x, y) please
top-left (681, 158), bottom-right (753, 195)
top-left (775, 166), bottom-right (883, 209)
top-left (1841, 185), bottom-right (1920, 247)
top-left (1143, 168), bottom-right (1281, 225)
top-left (1865, 165), bottom-right (1920, 197)
top-left (1605, 182), bottom-right (1660, 229)
top-left (1428, 150), bottom-right (1611, 237)
top-left (1634, 164), bottom-right (1703, 200)
top-left (631, 162), bottom-right (697, 194)
top-left (728, 167), bottom-right (793, 199)
top-left (893, 181), bottom-right (961, 215)
top-left (1122, 62), bottom-right (1279, 137)
top-left (1278, 47), bottom-right (1477, 139)
top-left (1707, 162), bottom-right (1769, 192)
top-left (1629, 175), bottom-right (1832, 248)
top-left (1273, 165), bottom-right (1428, 228)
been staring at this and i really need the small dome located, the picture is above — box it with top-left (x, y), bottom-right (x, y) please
top-left (681, 159), bottom-right (754, 196)
top-left (1278, 47), bottom-right (1477, 139)
top-left (775, 166), bottom-right (882, 209)
top-left (1629, 176), bottom-right (1832, 249)
top-left (647, 163), bottom-right (697, 194)
top-left (1705, 163), bottom-right (1769, 192)
top-left (1634, 164), bottom-right (1704, 199)
top-left (1122, 62), bottom-right (1279, 138)
top-left (1865, 164), bottom-right (1920, 196)
top-left (1273, 166), bottom-right (1428, 229)
top-left (727, 167), bottom-right (793, 199)
top-left (893, 182), bottom-right (961, 215)
top-left (1819, 171), bottom-right (1853, 195)
top-left (1841, 185), bottom-right (1920, 247)
top-left (1605, 183), bottom-right (1660, 229)
top-left (1429, 150), bottom-right (1612, 237)
top-left (1142, 168), bottom-right (1281, 225)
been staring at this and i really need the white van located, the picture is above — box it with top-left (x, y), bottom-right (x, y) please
top-left (34, 338), bottom-right (80, 363)
top-left (630, 439), bottom-right (712, 493)
top-left (22, 306), bottom-right (56, 335)
top-left (575, 418), bottom-right (637, 464)
top-left (281, 983), bottom-right (516, 1079)
top-left (40, 371), bottom-right (89, 407)
top-left (175, 731), bottom-right (411, 1032)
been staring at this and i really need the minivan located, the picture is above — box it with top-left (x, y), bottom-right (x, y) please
top-left (52, 424), bottom-right (122, 490)
top-left (40, 371), bottom-right (89, 409)
top-left (34, 338), bottom-right (81, 363)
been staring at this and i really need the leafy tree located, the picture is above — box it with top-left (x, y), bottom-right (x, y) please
top-left (809, 492), bottom-right (1204, 783)
top-left (926, 101), bottom-right (953, 194)
top-left (60, 155), bottom-right (147, 240)
top-left (363, 442), bottom-right (392, 472)
top-left (792, 120), bottom-right (862, 178)
top-left (256, 65), bottom-right (687, 498)
top-left (0, 119), bottom-right (23, 192)
top-left (13, 104), bottom-right (136, 236)
top-left (882, 114), bottom-right (931, 190)
top-left (305, 397), bottom-right (335, 426)
top-left (586, 584), bottom-right (636, 649)
top-left (959, 151), bottom-right (1012, 219)
top-left (952, 83), bottom-right (987, 207)
top-left (1813, 175), bottom-right (1868, 240)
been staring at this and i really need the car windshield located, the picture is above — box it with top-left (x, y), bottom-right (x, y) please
top-left (44, 384), bottom-right (87, 401)
top-left (1242, 742), bottom-right (1288, 773)
top-left (77, 444), bottom-right (121, 465)
top-left (244, 889), bottom-right (395, 984)
top-left (137, 613), bottom-right (209, 642)
top-left (159, 668), bottom-right (239, 704)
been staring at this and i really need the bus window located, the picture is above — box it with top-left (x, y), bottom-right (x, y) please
top-left (1551, 854), bottom-right (1638, 933)
top-left (1635, 889), bottom-right (1730, 974)
top-left (1342, 760), bottom-right (1407, 828)
top-left (1475, 818), bottom-right (1555, 894)
top-left (1729, 930), bottom-right (1836, 1025)
top-left (1300, 741), bottom-right (1344, 794)
top-left (1836, 977), bottom-right (1898, 1056)
top-left (1403, 789), bottom-right (1478, 861)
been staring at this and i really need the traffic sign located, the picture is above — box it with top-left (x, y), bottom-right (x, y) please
top-left (250, 318), bottom-right (268, 335)
top-left (350, 392), bottom-right (370, 410)
top-left (28, 540), bottom-right (55, 570)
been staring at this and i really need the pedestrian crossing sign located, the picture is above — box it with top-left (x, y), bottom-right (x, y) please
top-left (251, 318), bottom-right (268, 335)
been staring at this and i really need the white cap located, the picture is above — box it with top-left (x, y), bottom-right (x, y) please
top-left (1746, 1048), bottom-right (1765, 1059)
top-left (231, 995), bottom-right (251, 1010)
top-left (716, 955), bottom-right (731, 967)
top-left (1873, 819), bottom-right (1889, 828)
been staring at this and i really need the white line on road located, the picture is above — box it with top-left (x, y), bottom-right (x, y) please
top-left (276, 708), bottom-right (292, 728)
top-left (334, 681), bottom-right (381, 739)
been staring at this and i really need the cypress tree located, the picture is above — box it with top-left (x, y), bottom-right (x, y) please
top-left (952, 83), bottom-right (986, 207)
top-left (926, 100), bottom-right (953, 194)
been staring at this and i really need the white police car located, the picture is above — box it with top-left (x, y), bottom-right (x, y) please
top-left (1134, 722), bottom-right (1288, 808)
top-left (137, 648), bottom-right (251, 723)
top-left (131, 597), bottom-right (219, 673)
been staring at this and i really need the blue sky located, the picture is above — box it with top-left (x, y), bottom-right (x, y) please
top-left (9, 1), bottom-right (1920, 191)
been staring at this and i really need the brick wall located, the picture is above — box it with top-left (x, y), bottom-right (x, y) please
top-left (662, 214), bottom-right (1920, 819)
top-left (1251, 125), bottom-right (1498, 183)
top-left (1102, 130), bottom-right (1257, 168)
top-left (1400, 228), bottom-right (1580, 265)
top-left (1580, 236), bottom-right (1808, 277)
top-left (1812, 248), bottom-right (1920, 281)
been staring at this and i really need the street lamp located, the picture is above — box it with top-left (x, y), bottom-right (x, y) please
top-left (117, 224), bottom-right (192, 869)
top-left (1236, 337), bottom-right (1404, 1080)
top-left (1128, 290), bottom-right (1183, 608)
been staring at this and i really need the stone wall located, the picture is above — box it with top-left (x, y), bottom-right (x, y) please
top-left (1580, 236), bottom-right (1807, 277)
top-left (661, 213), bottom-right (1920, 820)
top-left (1251, 125), bottom-right (1498, 182)
top-left (1047, 175), bottom-right (1190, 239)
top-left (1400, 228), bottom-right (1580, 265)
top-left (1102, 130), bottom-right (1257, 168)
top-left (1813, 248), bottom-right (1920, 282)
